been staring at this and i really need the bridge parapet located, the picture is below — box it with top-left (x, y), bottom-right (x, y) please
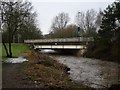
top-left (24, 37), bottom-right (94, 44)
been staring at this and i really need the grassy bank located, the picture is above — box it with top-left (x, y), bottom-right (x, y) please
top-left (2, 43), bottom-right (30, 60)
top-left (24, 51), bottom-right (92, 89)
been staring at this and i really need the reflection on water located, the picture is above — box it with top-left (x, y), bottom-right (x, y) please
top-left (40, 49), bottom-right (55, 53)
top-left (41, 49), bottom-right (120, 88)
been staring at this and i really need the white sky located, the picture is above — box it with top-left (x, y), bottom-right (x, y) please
top-left (29, 0), bottom-right (115, 35)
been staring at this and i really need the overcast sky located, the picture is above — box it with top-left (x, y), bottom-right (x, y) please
top-left (29, 0), bottom-right (115, 35)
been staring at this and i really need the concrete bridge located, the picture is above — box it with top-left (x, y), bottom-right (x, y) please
top-left (24, 37), bottom-right (93, 50)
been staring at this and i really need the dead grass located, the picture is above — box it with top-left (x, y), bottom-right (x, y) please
top-left (24, 50), bottom-right (92, 89)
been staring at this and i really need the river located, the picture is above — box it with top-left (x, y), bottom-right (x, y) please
top-left (41, 49), bottom-right (120, 88)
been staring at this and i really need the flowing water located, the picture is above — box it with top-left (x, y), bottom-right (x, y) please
top-left (56, 56), bottom-right (120, 88)
top-left (41, 49), bottom-right (120, 88)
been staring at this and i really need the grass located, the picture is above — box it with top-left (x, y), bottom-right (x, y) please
top-left (1, 43), bottom-right (31, 60)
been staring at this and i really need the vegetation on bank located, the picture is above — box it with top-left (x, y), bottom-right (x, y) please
top-left (24, 51), bottom-right (92, 89)
top-left (2, 43), bottom-right (30, 60)
top-left (84, 1), bottom-right (120, 63)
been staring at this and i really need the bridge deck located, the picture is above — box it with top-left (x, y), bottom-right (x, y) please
top-left (24, 37), bottom-right (93, 44)
top-left (25, 37), bottom-right (93, 50)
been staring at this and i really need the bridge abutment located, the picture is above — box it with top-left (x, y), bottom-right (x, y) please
top-left (74, 49), bottom-right (86, 56)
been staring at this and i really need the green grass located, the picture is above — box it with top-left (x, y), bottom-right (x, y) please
top-left (1, 43), bottom-right (31, 60)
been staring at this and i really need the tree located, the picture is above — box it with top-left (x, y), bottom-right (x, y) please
top-left (14, 12), bottom-right (43, 43)
top-left (62, 24), bottom-right (77, 38)
top-left (75, 11), bottom-right (85, 36)
top-left (1, 0), bottom-right (41, 57)
top-left (98, 1), bottom-right (120, 59)
top-left (75, 9), bottom-right (98, 37)
top-left (50, 12), bottom-right (70, 38)
top-left (95, 9), bottom-right (103, 32)
top-left (46, 24), bottom-right (77, 39)
top-left (2, 11), bottom-right (43, 43)
top-left (84, 1), bottom-right (120, 62)
top-left (98, 1), bottom-right (120, 46)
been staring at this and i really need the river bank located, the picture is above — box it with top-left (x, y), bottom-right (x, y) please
top-left (40, 49), bottom-right (120, 89)
top-left (2, 50), bottom-right (92, 89)
top-left (2, 45), bottom-right (120, 89)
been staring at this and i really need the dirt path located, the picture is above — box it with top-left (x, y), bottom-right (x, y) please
top-left (2, 63), bottom-right (36, 88)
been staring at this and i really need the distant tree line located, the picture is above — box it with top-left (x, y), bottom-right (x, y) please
top-left (45, 9), bottom-right (102, 38)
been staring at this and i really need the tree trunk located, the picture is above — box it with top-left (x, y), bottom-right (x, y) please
top-left (2, 42), bottom-right (9, 57)
top-left (8, 26), bottom-right (13, 58)
top-left (8, 42), bottom-right (12, 58)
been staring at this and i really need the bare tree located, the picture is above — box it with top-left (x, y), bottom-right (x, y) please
top-left (1, 0), bottom-right (36, 57)
top-left (75, 9), bottom-right (97, 36)
top-left (95, 9), bottom-right (103, 32)
top-left (85, 9), bottom-right (97, 30)
top-left (75, 11), bottom-right (85, 31)
top-left (50, 12), bottom-right (70, 36)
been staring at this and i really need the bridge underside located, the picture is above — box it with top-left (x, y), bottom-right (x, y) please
top-left (34, 45), bottom-right (86, 56)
